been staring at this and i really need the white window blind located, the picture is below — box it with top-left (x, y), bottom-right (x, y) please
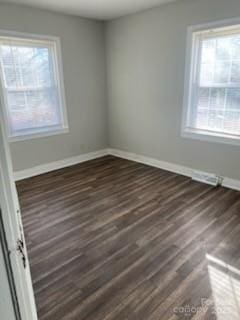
top-left (0, 34), bottom-right (68, 141)
top-left (182, 21), bottom-right (240, 145)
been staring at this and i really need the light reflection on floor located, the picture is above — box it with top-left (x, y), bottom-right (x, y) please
top-left (206, 254), bottom-right (240, 320)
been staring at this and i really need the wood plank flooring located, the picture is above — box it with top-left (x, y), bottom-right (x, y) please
top-left (16, 156), bottom-right (240, 320)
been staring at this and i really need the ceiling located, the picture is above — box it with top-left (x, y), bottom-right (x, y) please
top-left (0, 0), bottom-right (178, 20)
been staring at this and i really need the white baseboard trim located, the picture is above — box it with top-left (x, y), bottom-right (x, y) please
top-left (14, 147), bottom-right (240, 192)
top-left (14, 149), bottom-right (108, 181)
top-left (108, 148), bottom-right (240, 192)
top-left (108, 148), bottom-right (193, 177)
top-left (222, 178), bottom-right (240, 192)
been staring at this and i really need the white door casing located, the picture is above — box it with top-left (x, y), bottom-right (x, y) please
top-left (0, 100), bottom-right (38, 320)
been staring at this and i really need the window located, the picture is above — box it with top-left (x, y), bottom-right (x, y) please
top-left (0, 31), bottom-right (68, 141)
top-left (182, 19), bottom-right (240, 145)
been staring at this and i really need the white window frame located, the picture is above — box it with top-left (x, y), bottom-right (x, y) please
top-left (0, 30), bottom-right (68, 142)
top-left (182, 17), bottom-right (240, 146)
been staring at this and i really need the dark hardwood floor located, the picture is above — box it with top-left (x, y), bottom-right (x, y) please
top-left (16, 156), bottom-right (240, 320)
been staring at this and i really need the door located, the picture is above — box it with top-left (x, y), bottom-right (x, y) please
top-left (0, 102), bottom-right (38, 320)
top-left (0, 233), bottom-right (17, 320)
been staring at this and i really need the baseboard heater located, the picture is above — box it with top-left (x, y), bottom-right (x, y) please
top-left (192, 170), bottom-right (222, 186)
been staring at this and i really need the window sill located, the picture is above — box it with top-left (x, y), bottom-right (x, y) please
top-left (9, 127), bottom-right (69, 143)
top-left (182, 128), bottom-right (240, 146)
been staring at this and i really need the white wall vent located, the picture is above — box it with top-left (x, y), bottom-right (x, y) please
top-left (192, 170), bottom-right (222, 186)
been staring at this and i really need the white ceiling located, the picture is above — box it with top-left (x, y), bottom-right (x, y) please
top-left (0, 0), bottom-right (178, 20)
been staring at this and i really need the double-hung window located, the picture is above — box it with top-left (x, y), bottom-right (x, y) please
top-left (0, 31), bottom-right (68, 141)
top-left (182, 19), bottom-right (240, 145)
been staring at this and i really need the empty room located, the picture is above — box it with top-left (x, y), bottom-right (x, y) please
top-left (1, 0), bottom-right (240, 319)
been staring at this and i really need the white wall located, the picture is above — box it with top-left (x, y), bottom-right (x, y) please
top-left (106, 0), bottom-right (240, 180)
top-left (0, 4), bottom-right (108, 171)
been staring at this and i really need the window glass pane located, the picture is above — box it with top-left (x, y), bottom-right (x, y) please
top-left (215, 37), bottom-right (232, 60)
top-left (200, 34), bottom-right (240, 85)
top-left (7, 89), bottom-right (61, 132)
top-left (21, 67), bottom-right (36, 87)
top-left (226, 88), bottom-right (240, 110)
top-left (231, 61), bottom-right (240, 83)
top-left (200, 39), bottom-right (215, 85)
top-left (223, 111), bottom-right (240, 134)
top-left (196, 109), bottom-right (208, 129)
top-left (201, 39), bottom-right (216, 64)
top-left (214, 61), bottom-right (230, 83)
top-left (195, 86), bottom-right (240, 134)
top-left (231, 36), bottom-right (240, 60)
top-left (194, 30), bottom-right (240, 136)
top-left (7, 91), bottom-right (26, 110)
top-left (198, 88), bottom-right (209, 109)
top-left (1, 46), bottom-right (14, 66)
top-left (209, 88), bottom-right (226, 110)
top-left (196, 109), bottom-right (224, 132)
top-left (2, 45), bottom-right (53, 88)
top-left (208, 110), bottom-right (224, 131)
top-left (197, 88), bottom-right (226, 111)
top-left (3, 66), bottom-right (19, 87)
top-left (200, 63), bottom-right (214, 85)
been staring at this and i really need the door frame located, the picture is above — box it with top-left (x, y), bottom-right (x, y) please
top-left (0, 102), bottom-right (38, 320)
